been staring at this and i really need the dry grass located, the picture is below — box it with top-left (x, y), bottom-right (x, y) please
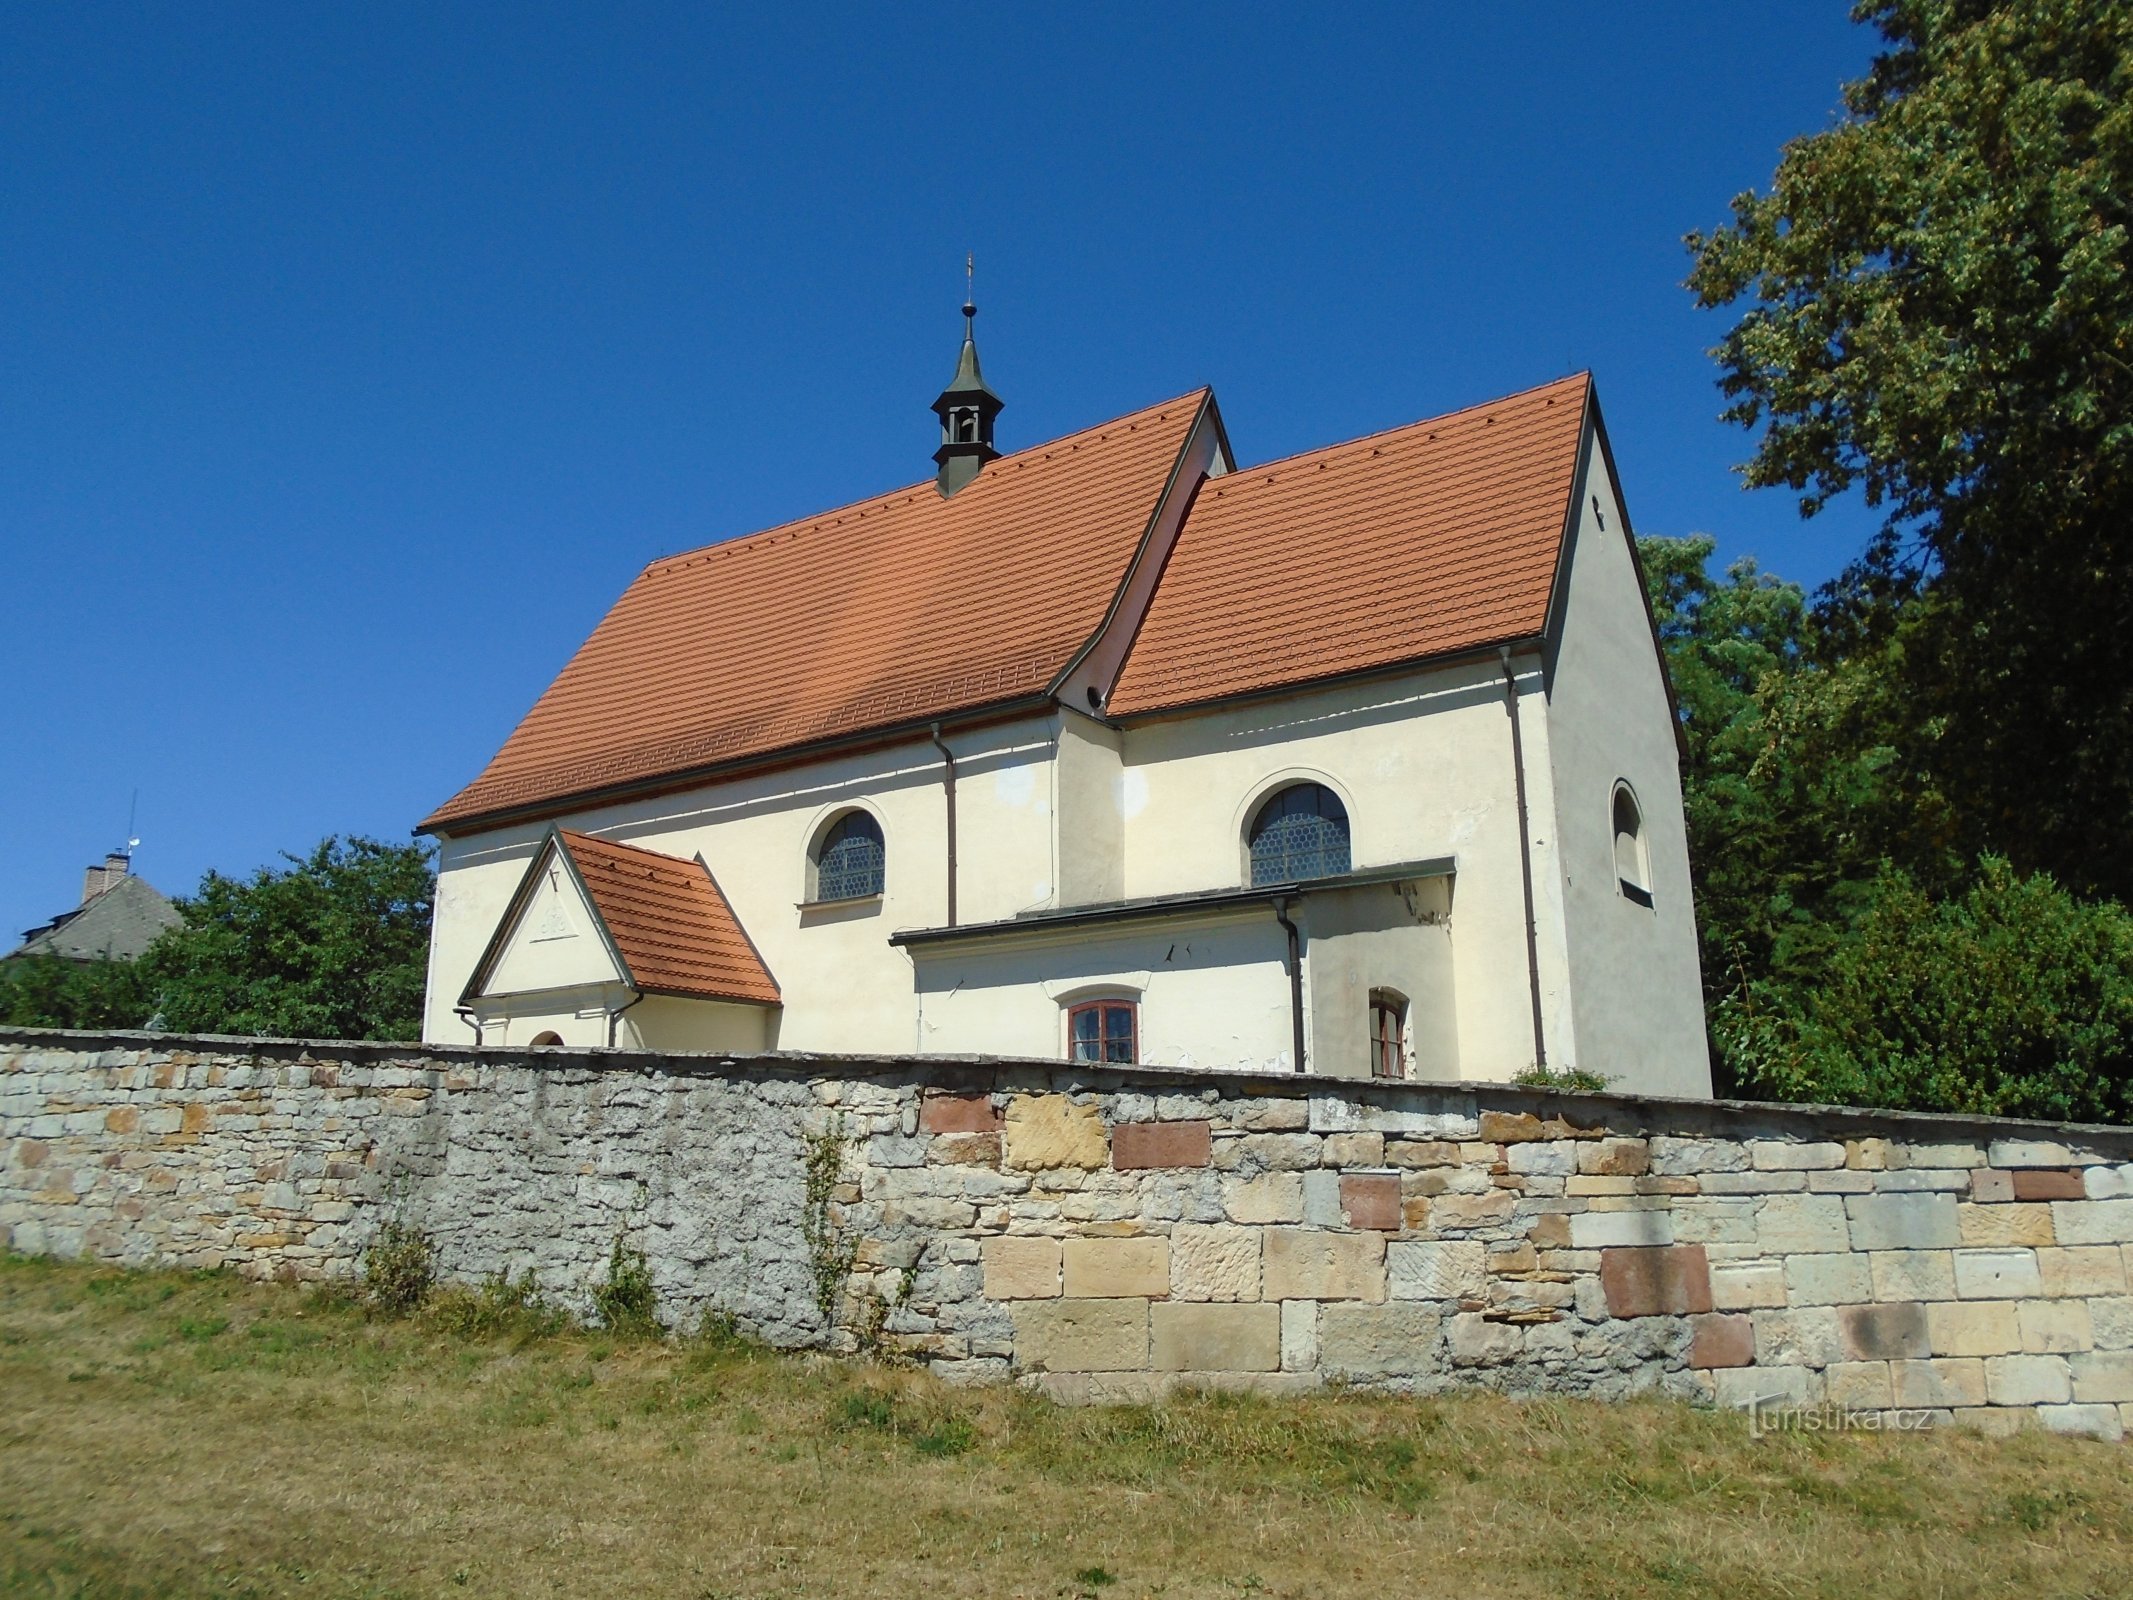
top-left (1, 1254), bottom-right (2128, 1599)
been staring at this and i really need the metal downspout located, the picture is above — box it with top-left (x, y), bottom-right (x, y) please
top-left (1274, 895), bottom-right (1306, 1074)
top-left (930, 723), bottom-right (959, 926)
top-left (1500, 647), bottom-right (1548, 1072)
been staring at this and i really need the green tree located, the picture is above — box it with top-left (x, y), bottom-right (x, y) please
top-left (1719, 857), bottom-right (2133, 1123)
top-left (138, 836), bottom-right (434, 1042)
top-left (0, 952), bottom-right (156, 1030)
top-left (1686, 0), bottom-right (2133, 898)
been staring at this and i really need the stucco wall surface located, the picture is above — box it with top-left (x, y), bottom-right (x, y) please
top-left (11, 1028), bottom-right (2129, 1437)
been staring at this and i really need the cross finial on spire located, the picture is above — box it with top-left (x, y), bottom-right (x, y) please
top-left (964, 251), bottom-right (976, 326)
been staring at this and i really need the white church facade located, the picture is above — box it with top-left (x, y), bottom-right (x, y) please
top-left (418, 306), bottom-right (1711, 1097)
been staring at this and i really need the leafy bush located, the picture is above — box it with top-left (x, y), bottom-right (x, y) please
top-left (1511, 1064), bottom-right (1613, 1093)
top-left (362, 1220), bottom-right (436, 1317)
top-left (1718, 858), bottom-right (2133, 1123)
top-left (591, 1233), bottom-right (659, 1337)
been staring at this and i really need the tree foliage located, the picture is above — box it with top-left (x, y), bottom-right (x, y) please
top-left (3, 836), bottom-right (435, 1042)
top-left (1687, 0), bottom-right (2133, 898)
top-left (0, 952), bottom-right (156, 1031)
top-left (138, 837), bottom-right (434, 1042)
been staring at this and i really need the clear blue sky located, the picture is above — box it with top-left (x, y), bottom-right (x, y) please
top-left (3, 3), bottom-right (1880, 939)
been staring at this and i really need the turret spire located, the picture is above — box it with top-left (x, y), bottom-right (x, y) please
top-left (931, 253), bottom-right (1003, 497)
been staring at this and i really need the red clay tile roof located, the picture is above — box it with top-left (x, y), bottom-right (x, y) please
top-left (424, 392), bottom-right (1209, 831)
top-left (1107, 375), bottom-right (1592, 717)
top-left (558, 830), bottom-right (779, 1005)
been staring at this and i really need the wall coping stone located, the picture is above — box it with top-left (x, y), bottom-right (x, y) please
top-left (5, 1025), bottom-right (2132, 1154)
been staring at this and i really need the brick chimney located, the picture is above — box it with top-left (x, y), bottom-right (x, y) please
top-left (82, 852), bottom-right (130, 905)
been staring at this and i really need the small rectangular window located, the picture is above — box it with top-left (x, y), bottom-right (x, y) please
top-left (1068, 1000), bottom-right (1137, 1065)
top-left (1370, 993), bottom-right (1405, 1080)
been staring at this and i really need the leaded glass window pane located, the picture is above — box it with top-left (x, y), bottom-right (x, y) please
top-left (1248, 783), bottom-right (1351, 886)
top-left (815, 811), bottom-right (885, 901)
top-left (1068, 1001), bottom-right (1137, 1064)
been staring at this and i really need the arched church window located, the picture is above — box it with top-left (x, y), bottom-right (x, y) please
top-left (528, 1030), bottom-right (564, 1047)
top-left (1248, 782), bottom-right (1351, 886)
top-left (814, 810), bottom-right (886, 901)
top-left (1613, 782), bottom-right (1652, 906)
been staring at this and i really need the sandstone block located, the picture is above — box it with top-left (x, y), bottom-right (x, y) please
top-left (1447, 1311), bottom-right (1522, 1366)
top-left (1232, 1097), bottom-right (1311, 1131)
top-left (1839, 1302), bottom-right (1929, 1361)
top-left (1988, 1139), bottom-right (2075, 1169)
top-left (1985, 1353), bottom-right (2071, 1406)
top-left (2037, 1404), bottom-right (2123, 1442)
top-left (1225, 1133), bottom-right (1321, 1172)
top-left (1845, 1138), bottom-right (1895, 1171)
top-left (1388, 1239), bottom-right (1487, 1301)
top-left (1957, 1202), bottom-right (2054, 1247)
top-left (2037, 1245), bottom-right (2127, 1299)
top-left (1526, 1212), bottom-right (1571, 1249)
top-left (1756, 1194), bottom-right (1851, 1254)
top-left (1339, 1172), bottom-right (1401, 1231)
top-left (2097, 1296), bottom-right (2133, 1349)
top-left (1280, 1298), bottom-right (1318, 1371)
top-left (1845, 1193), bottom-right (1959, 1251)
top-left (1112, 1120), bottom-right (1211, 1170)
top-left (1064, 1236), bottom-right (1169, 1299)
top-left (2070, 1350), bottom-right (2133, 1403)
top-left (1151, 1302), bottom-right (1280, 1372)
top-left (1891, 1357), bottom-right (1986, 1409)
top-left (1386, 1138), bottom-right (1460, 1168)
top-left (1712, 1366), bottom-right (1815, 1411)
top-left (2011, 1170), bottom-right (2086, 1202)
top-left (1898, 1142), bottom-right (1989, 1169)
top-left (1224, 1172), bottom-right (1304, 1225)
top-left (1004, 1096), bottom-right (1107, 1171)
top-left (1012, 1298), bottom-right (1148, 1372)
top-left (1825, 1360), bottom-right (1893, 1410)
top-left (1927, 1300), bottom-right (2021, 1357)
top-left (1570, 1209), bottom-right (1674, 1249)
top-left (1321, 1132), bottom-right (1384, 1168)
top-left (1751, 1140), bottom-right (1845, 1171)
top-left (1263, 1227), bottom-right (1386, 1302)
top-left (1710, 1259), bottom-right (1787, 1310)
top-left (1969, 1168), bottom-right (2015, 1203)
top-left (1869, 1249), bottom-right (1957, 1302)
top-left (2017, 1300), bottom-right (2092, 1355)
top-left (1506, 1141), bottom-right (1575, 1176)
top-left (921, 1093), bottom-right (1002, 1135)
top-left (933, 1132), bottom-right (1002, 1167)
top-left (1478, 1111), bottom-right (1544, 1143)
top-left (1600, 1245), bottom-right (1712, 1317)
top-left (2084, 1163), bottom-right (2133, 1200)
top-left (1170, 1223), bottom-right (1261, 1302)
top-left (1566, 1176), bottom-right (1635, 1196)
top-left (1753, 1305), bottom-right (1842, 1368)
top-left (1688, 1312), bottom-right (1754, 1369)
top-left (1579, 1138), bottom-right (1649, 1177)
top-left (1785, 1253), bottom-right (1872, 1306)
top-left (2051, 1199), bottom-right (2133, 1245)
top-left (1318, 1303), bottom-right (1440, 1378)
top-left (1432, 1190), bottom-right (1517, 1230)
top-left (1649, 1137), bottom-right (1748, 1176)
top-left (1952, 1248), bottom-right (2042, 1300)
top-left (102, 1107), bottom-right (138, 1134)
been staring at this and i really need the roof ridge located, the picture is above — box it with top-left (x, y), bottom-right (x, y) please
top-left (1224, 372), bottom-right (1589, 481)
top-left (642, 387), bottom-right (1213, 579)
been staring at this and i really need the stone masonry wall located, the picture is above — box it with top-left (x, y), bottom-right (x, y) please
top-left (7, 1027), bottom-right (2133, 1439)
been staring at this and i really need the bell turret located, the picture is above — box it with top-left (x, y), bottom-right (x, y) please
top-left (931, 256), bottom-right (1002, 497)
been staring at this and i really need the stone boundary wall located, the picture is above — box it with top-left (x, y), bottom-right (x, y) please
top-left (6, 1027), bottom-right (2133, 1439)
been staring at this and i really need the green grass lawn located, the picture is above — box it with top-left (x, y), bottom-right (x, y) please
top-left (1, 1252), bottom-right (2128, 1599)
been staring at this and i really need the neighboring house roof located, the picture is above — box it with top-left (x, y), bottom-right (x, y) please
top-left (11, 874), bottom-right (182, 963)
top-left (1108, 374), bottom-right (1591, 717)
top-left (423, 391), bottom-right (1211, 832)
top-left (465, 829), bottom-right (780, 1006)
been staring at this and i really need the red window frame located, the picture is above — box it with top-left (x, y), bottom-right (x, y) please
top-left (1067, 1000), bottom-right (1138, 1065)
top-left (1370, 995), bottom-right (1405, 1079)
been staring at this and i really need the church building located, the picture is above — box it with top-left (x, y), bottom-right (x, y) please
top-left (418, 298), bottom-right (1711, 1097)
